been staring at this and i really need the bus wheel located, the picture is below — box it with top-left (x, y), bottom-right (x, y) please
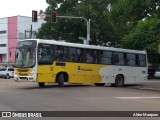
top-left (115, 75), bottom-right (124, 87)
top-left (94, 83), bottom-right (105, 86)
top-left (111, 84), bottom-right (116, 87)
top-left (38, 82), bottom-right (45, 87)
top-left (57, 74), bottom-right (64, 87)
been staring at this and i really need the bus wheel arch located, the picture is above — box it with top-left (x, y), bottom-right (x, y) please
top-left (114, 74), bottom-right (124, 87)
top-left (94, 83), bottom-right (105, 86)
top-left (56, 72), bottom-right (69, 87)
top-left (38, 82), bottom-right (45, 87)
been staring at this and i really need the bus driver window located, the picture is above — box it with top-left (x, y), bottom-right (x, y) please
top-left (38, 47), bottom-right (52, 62)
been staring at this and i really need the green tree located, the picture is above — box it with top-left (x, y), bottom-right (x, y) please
top-left (122, 16), bottom-right (160, 63)
top-left (108, 0), bottom-right (152, 43)
top-left (147, 0), bottom-right (160, 17)
top-left (37, 0), bottom-right (160, 52)
top-left (37, 0), bottom-right (117, 45)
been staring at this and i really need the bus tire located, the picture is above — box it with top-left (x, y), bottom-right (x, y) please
top-left (115, 75), bottom-right (124, 87)
top-left (111, 84), bottom-right (116, 87)
top-left (57, 74), bottom-right (64, 87)
top-left (38, 82), bottom-right (45, 87)
top-left (94, 83), bottom-right (105, 86)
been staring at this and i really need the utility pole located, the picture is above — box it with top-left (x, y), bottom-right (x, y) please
top-left (30, 25), bottom-right (32, 39)
top-left (25, 30), bottom-right (26, 39)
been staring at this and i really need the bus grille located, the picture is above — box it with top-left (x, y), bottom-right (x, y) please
top-left (18, 73), bottom-right (28, 76)
top-left (17, 69), bottom-right (30, 72)
top-left (19, 77), bottom-right (27, 79)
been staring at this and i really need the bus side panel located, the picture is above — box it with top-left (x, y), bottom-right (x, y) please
top-left (37, 65), bottom-right (54, 83)
top-left (64, 63), bottom-right (86, 83)
top-left (84, 64), bottom-right (102, 83)
top-left (137, 67), bottom-right (147, 83)
top-left (54, 63), bottom-right (103, 84)
top-left (125, 66), bottom-right (138, 84)
top-left (99, 65), bottom-right (114, 83)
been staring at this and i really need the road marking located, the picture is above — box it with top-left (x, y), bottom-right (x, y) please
top-left (115, 97), bottom-right (160, 99)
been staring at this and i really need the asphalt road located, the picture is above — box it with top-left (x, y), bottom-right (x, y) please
top-left (0, 79), bottom-right (160, 120)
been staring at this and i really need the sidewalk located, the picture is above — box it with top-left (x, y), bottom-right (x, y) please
top-left (137, 79), bottom-right (160, 91)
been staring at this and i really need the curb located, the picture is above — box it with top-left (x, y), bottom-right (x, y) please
top-left (137, 87), bottom-right (160, 91)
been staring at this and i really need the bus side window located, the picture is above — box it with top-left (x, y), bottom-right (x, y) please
top-left (69, 47), bottom-right (77, 62)
top-left (86, 50), bottom-right (93, 63)
top-left (55, 46), bottom-right (67, 62)
top-left (71, 54), bottom-right (78, 62)
top-left (38, 48), bottom-right (43, 60)
top-left (63, 47), bottom-right (68, 61)
top-left (113, 54), bottom-right (119, 64)
top-left (113, 52), bottom-right (125, 65)
top-left (139, 54), bottom-right (146, 67)
top-left (135, 54), bottom-right (139, 66)
top-left (93, 50), bottom-right (98, 63)
top-left (126, 53), bottom-right (136, 66)
top-left (42, 48), bottom-right (52, 61)
top-left (100, 51), bottom-right (112, 64)
top-left (77, 48), bottom-right (84, 63)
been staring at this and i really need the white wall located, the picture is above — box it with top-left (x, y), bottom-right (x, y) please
top-left (0, 17), bottom-right (8, 55)
top-left (0, 16), bottom-right (45, 63)
top-left (17, 16), bottom-right (45, 40)
top-left (2, 54), bottom-right (6, 62)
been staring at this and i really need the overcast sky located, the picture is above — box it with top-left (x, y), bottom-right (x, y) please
top-left (0, 0), bottom-right (48, 18)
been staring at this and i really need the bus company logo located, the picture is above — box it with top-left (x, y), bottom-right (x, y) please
top-left (2, 112), bottom-right (11, 117)
top-left (78, 66), bottom-right (81, 72)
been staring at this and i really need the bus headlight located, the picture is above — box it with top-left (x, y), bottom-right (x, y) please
top-left (29, 73), bottom-right (34, 76)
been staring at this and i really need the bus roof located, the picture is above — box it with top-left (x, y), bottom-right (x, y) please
top-left (20, 39), bottom-right (147, 54)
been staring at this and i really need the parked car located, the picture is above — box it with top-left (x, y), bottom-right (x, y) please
top-left (154, 69), bottom-right (160, 78)
top-left (0, 68), bottom-right (14, 79)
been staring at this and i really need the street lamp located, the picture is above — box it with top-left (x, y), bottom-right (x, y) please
top-left (79, 37), bottom-right (86, 44)
top-left (86, 19), bottom-right (91, 45)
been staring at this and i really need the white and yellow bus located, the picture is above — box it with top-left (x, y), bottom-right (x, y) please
top-left (14, 39), bottom-right (148, 87)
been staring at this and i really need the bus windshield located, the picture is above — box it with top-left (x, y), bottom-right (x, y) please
top-left (15, 40), bottom-right (37, 68)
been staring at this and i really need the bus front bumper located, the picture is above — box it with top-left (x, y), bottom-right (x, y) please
top-left (14, 75), bottom-right (36, 82)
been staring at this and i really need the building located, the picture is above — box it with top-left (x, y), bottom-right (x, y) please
top-left (0, 15), bottom-right (44, 64)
